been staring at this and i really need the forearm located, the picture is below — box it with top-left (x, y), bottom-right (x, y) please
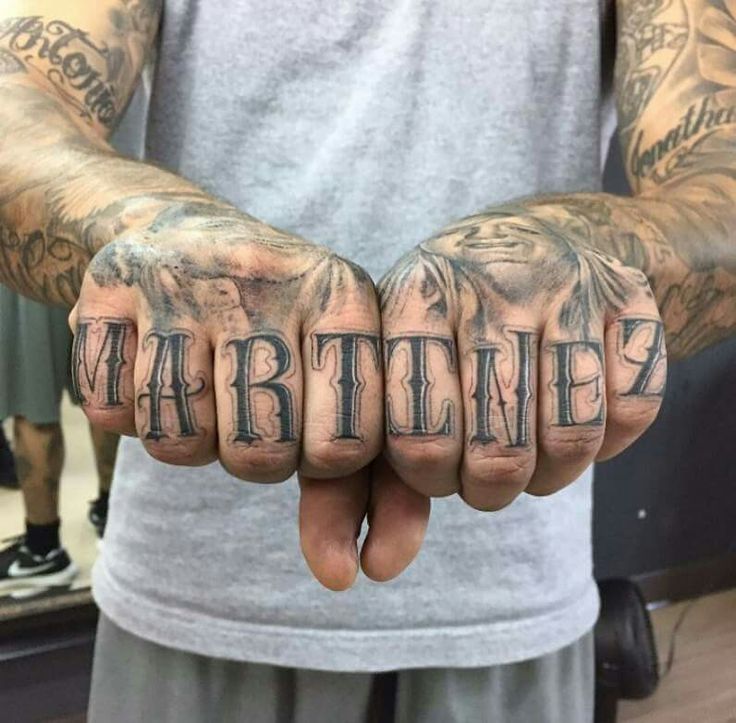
top-left (494, 179), bottom-right (736, 360)
top-left (0, 78), bottom-right (243, 306)
top-left (464, 0), bottom-right (736, 360)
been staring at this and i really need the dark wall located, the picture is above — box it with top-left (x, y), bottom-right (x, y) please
top-left (593, 137), bottom-right (736, 579)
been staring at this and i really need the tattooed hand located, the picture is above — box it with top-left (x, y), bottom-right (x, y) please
top-left (67, 206), bottom-right (430, 589)
top-left (378, 206), bottom-right (667, 510)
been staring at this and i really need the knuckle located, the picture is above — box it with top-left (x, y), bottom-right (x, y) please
top-left (302, 438), bottom-right (373, 477)
top-left (465, 452), bottom-right (535, 490)
top-left (143, 437), bottom-right (209, 467)
top-left (82, 406), bottom-right (132, 433)
top-left (612, 399), bottom-right (660, 431)
top-left (389, 436), bottom-right (456, 473)
top-left (219, 443), bottom-right (297, 483)
top-left (525, 479), bottom-right (570, 497)
top-left (543, 431), bottom-right (602, 463)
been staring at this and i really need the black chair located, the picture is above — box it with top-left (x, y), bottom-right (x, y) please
top-left (594, 578), bottom-right (660, 722)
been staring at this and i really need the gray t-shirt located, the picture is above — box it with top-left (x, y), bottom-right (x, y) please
top-left (93, 0), bottom-right (611, 671)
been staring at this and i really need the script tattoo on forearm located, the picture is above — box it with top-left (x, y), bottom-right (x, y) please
top-left (0, 2), bottom-right (160, 128)
top-left (0, 3), bottom-right (167, 306)
top-left (618, 0), bottom-right (736, 188)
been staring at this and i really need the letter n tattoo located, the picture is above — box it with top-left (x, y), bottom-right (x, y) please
top-left (471, 330), bottom-right (534, 447)
top-left (228, 334), bottom-right (296, 444)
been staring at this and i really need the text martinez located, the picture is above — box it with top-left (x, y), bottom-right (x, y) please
top-left (71, 318), bottom-right (665, 445)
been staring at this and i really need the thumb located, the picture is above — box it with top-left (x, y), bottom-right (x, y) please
top-left (360, 456), bottom-right (430, 582)
top-left (298, 469), bottom-right (370, 591)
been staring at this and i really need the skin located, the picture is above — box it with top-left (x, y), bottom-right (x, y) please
top-left (13, 416), bottom-right (63, 525)
top-left (89, 423), bottom-right (119, 495)
top-left (0, 0), bottom-right (426, 590)
top-left (377, 0), bottom-right (736, 509)
top-left (0, 0), bottom-right (734, 587)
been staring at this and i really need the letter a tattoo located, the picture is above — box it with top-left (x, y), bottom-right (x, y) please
top-left (138, 330), bottom-right (205, 440)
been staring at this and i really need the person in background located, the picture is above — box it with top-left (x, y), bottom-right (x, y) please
top-left (87, 426), bottom-right (119, 539)
top-left (0, 426), bottom-right (17, 490)
top-left (1, 1), bottom-right (736, 721)
top-left (0, 285), bottom-right (120, 593)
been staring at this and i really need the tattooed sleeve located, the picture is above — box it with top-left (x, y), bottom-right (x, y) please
top-left (381, 1), bottom-right (736, 362)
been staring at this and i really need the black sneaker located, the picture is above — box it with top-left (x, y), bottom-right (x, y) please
top-left (88, 497), bottom-right (108, 538)
top-left (0, 536), bottom-right (79, 594)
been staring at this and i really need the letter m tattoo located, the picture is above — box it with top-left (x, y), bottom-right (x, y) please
top-left (71, 317), bottom-right (131, 407)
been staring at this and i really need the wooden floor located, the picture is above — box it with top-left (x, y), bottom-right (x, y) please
top-left (619, 587), bottom-right (736, 722)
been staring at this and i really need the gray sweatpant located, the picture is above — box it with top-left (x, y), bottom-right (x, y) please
top-left (88, 614), bottom-right (594, 723)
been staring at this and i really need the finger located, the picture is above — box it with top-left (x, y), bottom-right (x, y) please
top-left (298, 469), bottom-right (369, 591)
top-left (360, 456), bottom-right (430, 582)
top-left (380, 263), bottom-right (463, 497)
top-left (214, 324), bottom-right (302, 482)
top-left (300, 262), bottom-right (383, 478)
top-left (134, 320), bottom-right (217, 467)
top-left (459, 324), bottom-right (539, 511)
top-left (527, 311), bottom-right (606, 496)
top-left (71, 280), bottom-right (138, 437)
top-left (597, 306), bottom-right (666, 461)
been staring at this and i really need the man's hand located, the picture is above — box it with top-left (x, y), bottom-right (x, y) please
top-left (69, 209), bottom-right (385, 482)
top-left (68, 207), bottom-right (430, 590)
top-left (378, 206), bottom-right (668, 510)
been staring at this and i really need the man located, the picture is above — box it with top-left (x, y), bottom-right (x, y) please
top-left (0, 0), bottom-right (733, 720)
top-left (0, 426), bottom-right (17, 489)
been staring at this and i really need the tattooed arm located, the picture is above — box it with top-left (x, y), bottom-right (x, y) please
top-left (0, 1), bottom-right (428, 588)
top-left (377, 0), bottom-right (736, 511)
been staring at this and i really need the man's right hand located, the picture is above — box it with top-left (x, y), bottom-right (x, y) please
top-left (70, 210), bottom-right (385, 483)
top-left (70, 209), bottom-right (431, 591)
